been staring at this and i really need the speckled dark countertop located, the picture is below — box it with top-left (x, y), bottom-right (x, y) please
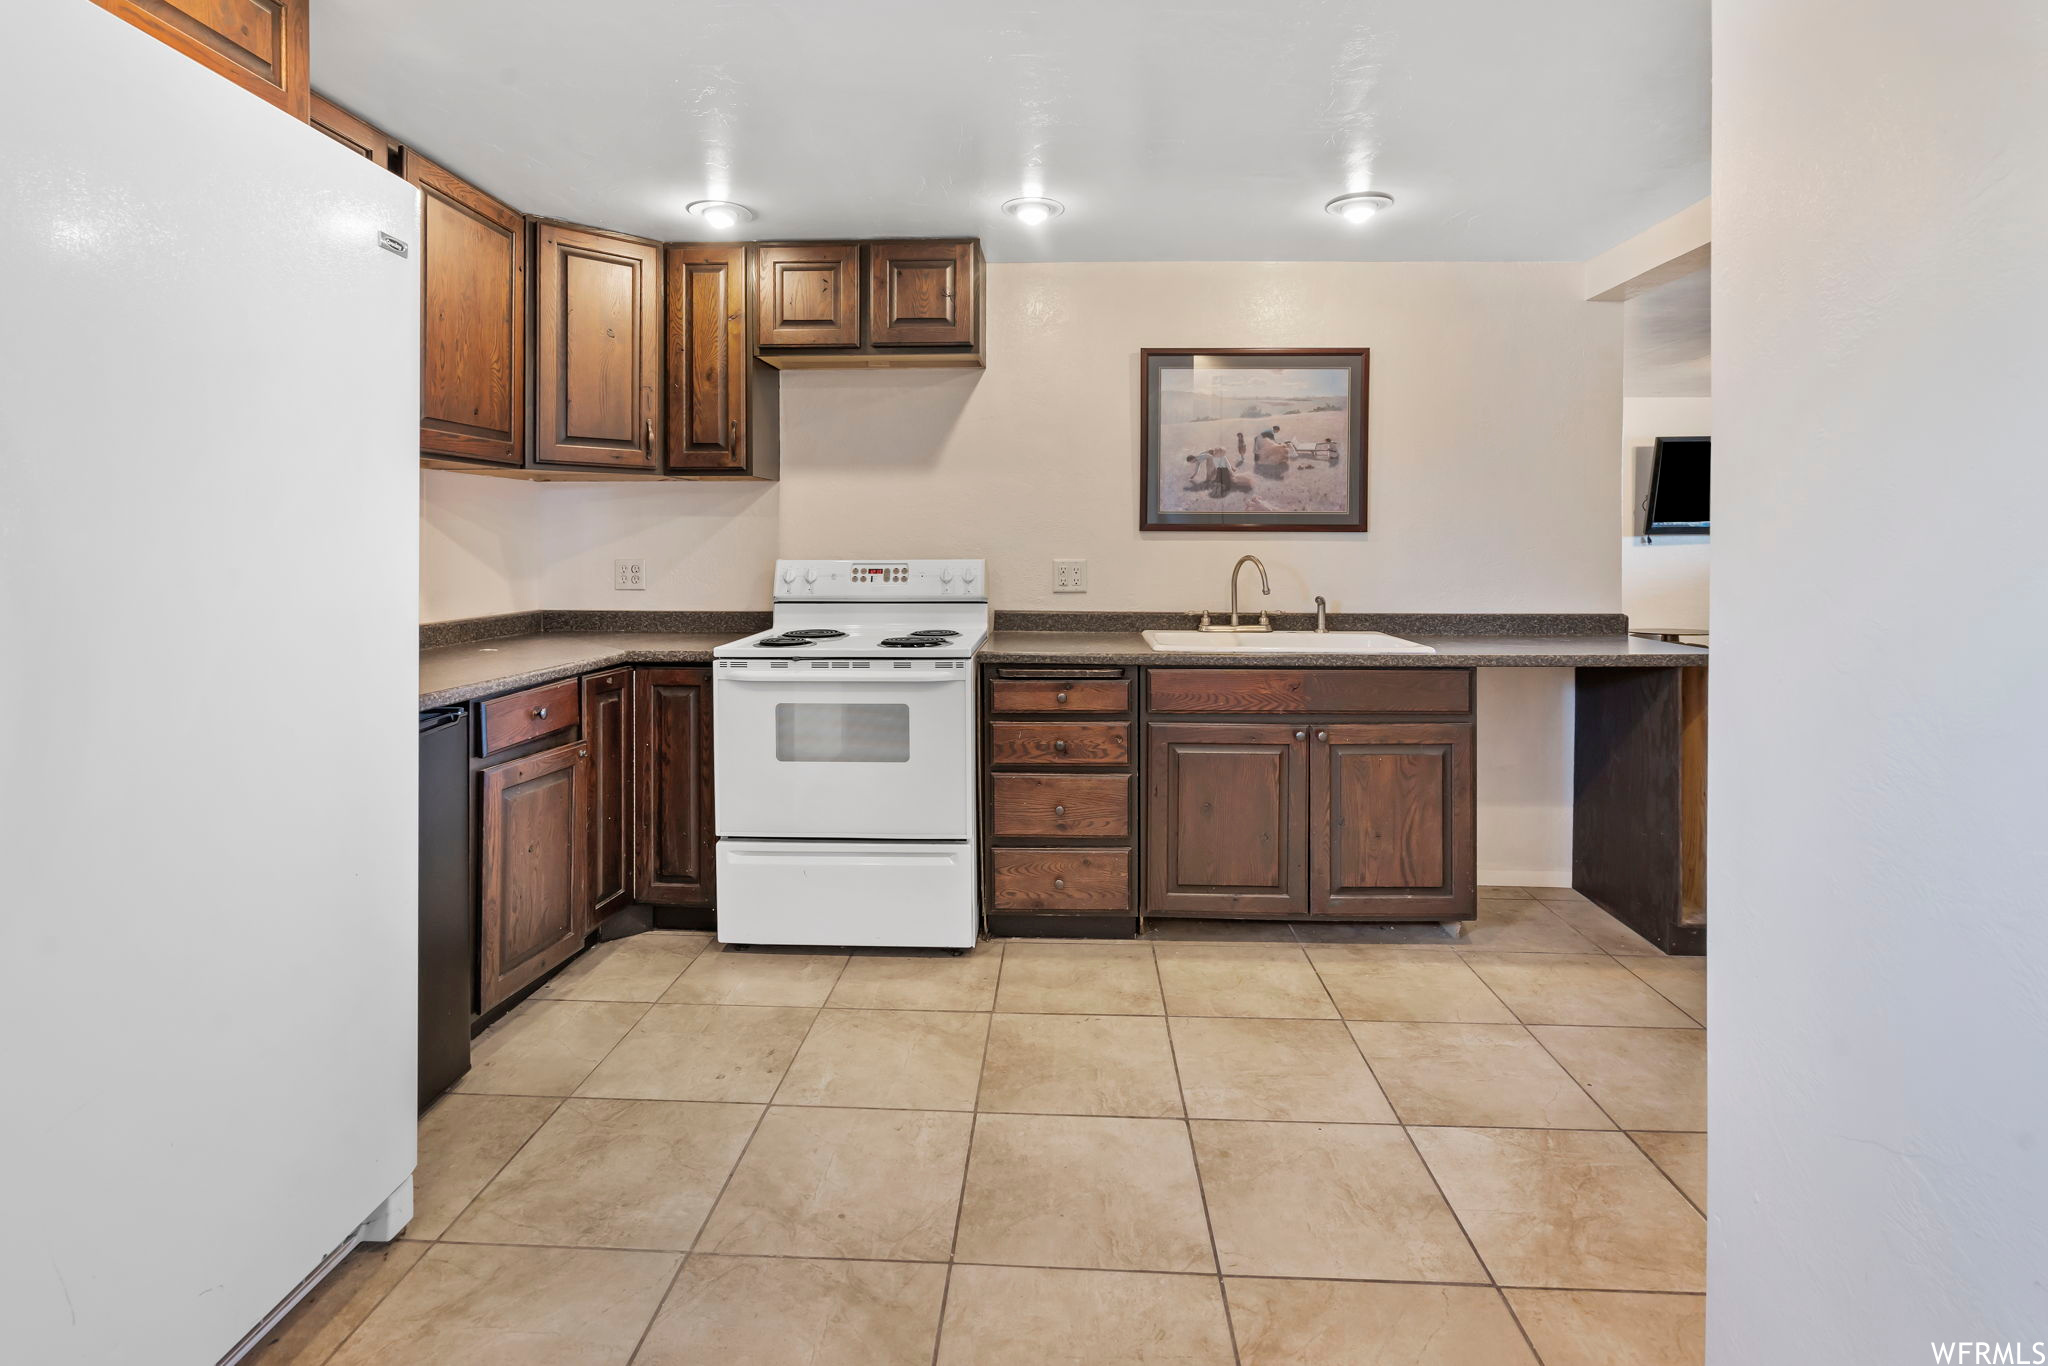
top-left (420, 632), bottom-right (740, 707)
top-left (982, 631), bottom-right (1708, 669)
top-left (421, 612), bottom-right (1705, 707)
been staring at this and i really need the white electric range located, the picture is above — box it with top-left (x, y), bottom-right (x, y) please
top-left (711, 559), bottom-right (989, 949)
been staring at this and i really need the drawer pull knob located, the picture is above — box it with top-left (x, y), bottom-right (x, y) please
top-left (1053, 804), bottom-right (1066, 816)
top-left (534, 706), bottom-right (549, 720)
top-left (1053, 739), bottom-right (1068, 753)
top-left (1053, 877), bottom-right (1066, 890)
top-left (1295, 730), bottom-right (1305, 739)
top-left (1056, 691), bottom-right (1068, 703)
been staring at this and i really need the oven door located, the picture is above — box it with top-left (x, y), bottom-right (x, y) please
top-left (713, 664), bottom-right (975, 839)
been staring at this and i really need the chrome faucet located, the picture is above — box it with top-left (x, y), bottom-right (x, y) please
top-left (1314, 595), bottom-right (1328, 633)
top-left (1198, 555), bottom-right (1273, 632)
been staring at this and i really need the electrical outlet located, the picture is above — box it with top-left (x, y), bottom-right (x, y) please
top-left (613, 558), bottom-right (645, 591)
top-left (1053, 558), bottom-right (1087, 594)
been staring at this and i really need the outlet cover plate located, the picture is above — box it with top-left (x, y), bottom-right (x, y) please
top-left (1053, 558), bottom-right (1087, 593)
top-left (614, 558), bottom-right (645, 591)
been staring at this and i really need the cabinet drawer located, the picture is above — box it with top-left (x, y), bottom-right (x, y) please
top-left (990, 721), bottom-right (1129, 766)
top-left (480, 678), bottom-right (580, 755)
top-left (991, 774), bottom-right (1131, 838)
top-left (993, 849), bottom-right (1132, 910)
top-left (1147, 668), bottom-right (1471, 715)
top-left (989, 678), bottom-right (1130, 714)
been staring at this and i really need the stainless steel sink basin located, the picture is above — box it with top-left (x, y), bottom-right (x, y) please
top-left (1141, 629), bottom-right (1435, 654)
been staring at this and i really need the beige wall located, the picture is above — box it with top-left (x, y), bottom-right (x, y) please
top-left (418, 470), bottom-right (543, 622)
top-left (419, 260), bottom-right (1626, 882)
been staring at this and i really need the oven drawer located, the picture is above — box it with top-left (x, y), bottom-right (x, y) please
top-left (989, 721), bottom-right (1129, 766)
top-left (991, 774), bottom-right (1131, 838)
top-left (479, 678), bottom-right (580, 755)
top-left (989, 678), bottom-right (1130, 714)
top-left (993, 848), bottom-right (1132, 910)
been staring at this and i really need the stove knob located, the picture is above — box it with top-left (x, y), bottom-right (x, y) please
top-left (940, 568), bottom-right (954, 583)
top-left (803, 568), bottom-right (818, 585)
top-left (962, 566), bottom-right (978, 584)
top-left (781, 567), bottom-right (796, 585)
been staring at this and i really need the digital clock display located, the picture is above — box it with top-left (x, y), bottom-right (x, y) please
top-left (853, 564), bottom-right (910, 584)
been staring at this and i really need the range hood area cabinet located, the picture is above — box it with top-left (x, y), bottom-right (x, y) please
top-left (753, 238), bottom-right (985, 368)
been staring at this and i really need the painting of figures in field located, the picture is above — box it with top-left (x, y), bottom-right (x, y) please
top-left (1141, 350), bottom-right (1368, 532)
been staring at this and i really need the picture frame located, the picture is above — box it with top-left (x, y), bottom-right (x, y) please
top-left (1139, 348), bottom-right (1370, 533)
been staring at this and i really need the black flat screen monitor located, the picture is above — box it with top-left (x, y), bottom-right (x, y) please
top-left (1646, 436), bottom-right (1710, 534)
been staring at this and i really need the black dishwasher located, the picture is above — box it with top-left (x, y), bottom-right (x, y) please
top-left (418, 706), bottom-right (473, 1107)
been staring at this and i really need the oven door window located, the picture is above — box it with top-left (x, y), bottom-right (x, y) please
top-left (774, 702), bottom-right (912, 763)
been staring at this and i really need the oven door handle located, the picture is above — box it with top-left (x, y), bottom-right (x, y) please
top-left (715, 670), bottom-right (968, 685)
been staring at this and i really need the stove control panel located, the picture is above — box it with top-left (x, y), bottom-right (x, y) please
top-left (774, 559), bottom-right (986, 600)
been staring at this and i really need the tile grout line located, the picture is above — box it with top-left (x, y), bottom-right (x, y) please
top-left (1150, 944), bottom-right (1244, 1366)
top-left (930, 954), bottom-right (1003, 1366)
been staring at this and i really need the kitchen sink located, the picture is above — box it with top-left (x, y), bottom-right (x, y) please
top-left (1141, 629), bottom-right (1435, 654)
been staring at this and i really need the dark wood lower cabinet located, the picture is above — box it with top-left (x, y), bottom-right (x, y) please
top-left (1311, 723), bottom-right (1474, 917)
top-left (478, 740), bottom-right (590, 1010)
top-left (581, 669), bottom-right (633, 927)
top-left (633, 667), bottom-right (715, 907)
top-left (1144, 722), bottom-right (1309, 916)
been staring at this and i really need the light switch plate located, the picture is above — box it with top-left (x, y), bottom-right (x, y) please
top-left (614, 558), bottom-right (645, 591)
top-left (1053, 558), bottom-right (1087, 593)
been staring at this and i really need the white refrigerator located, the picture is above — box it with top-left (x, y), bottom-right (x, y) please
top-left (0, 8), bottom-right (420, 1364)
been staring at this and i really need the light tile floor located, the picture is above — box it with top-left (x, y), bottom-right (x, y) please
top-left (252, 887), bottom-right (1705, 1365)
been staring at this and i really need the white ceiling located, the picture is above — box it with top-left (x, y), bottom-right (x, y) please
top-left (312, 0), bottom-right (1708, 263)
top-left (1624, 267), bottom-right (1711, 397)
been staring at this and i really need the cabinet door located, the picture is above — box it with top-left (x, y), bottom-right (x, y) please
top-left (868, 240), bottom-right (975, 347)
top-left (582, 670), bottom-right (634, 927)
top-left (755, 244), bottom-right (860, 347)
top-left (532, 224), bottom-right (661, 469)
top-left (311, 94), bottom-right (397, 170)
top-left (407, 153), bottom-right (526, 466)
top-left (666, 243), bottom-right (750, 471)
top-left (92, 0), bottom-right (309, 120)
top-left (1311, 723), bottom-right (1474, 916)
top-left (479, 740), bottom-right (589, 1009)
top-left (1144, 723), bottom-right (1308, 916)
top-left (634, 667), bottom-right (715, 906)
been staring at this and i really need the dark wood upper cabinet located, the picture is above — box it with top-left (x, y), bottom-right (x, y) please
top-left (531, 223), bottom-right (661, 470)
top-left (92, 0), bottom-right (309, 120)
top-left (1310, 722), bottom-right (1474, 917)
top-left (408, 154), bottom-right (526, 467)
top-left (1144, 722), bottom-right (1309, 917)
top-left (478, 739), bottom-right (589, 1010)
top-left (633, 667), bottom-right (715, 907)
top-left (310, 94), bottom-right (399, 171)
top-left (869, 240), bottom-right (976, 347)
top-left (665, 243), bottom-right (779, 477)
top-left (581, 669), bottom-right (634, 929)
top-left (754, 244), bottom-right (861, 347)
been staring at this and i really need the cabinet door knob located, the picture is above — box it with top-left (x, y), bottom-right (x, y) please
top-left (1317, 730), bottom-right (1328, 742)
top-left (1053, 877), bottom-right (1066, 890)
top-left (644, 418), bottom-right (654, 449)
top-left (1294, 730), bottom-right (1305, 739)
top-left (578, 750), bottom-right (588, 758)
top-left (534, 706), bottom-right (548, 720)
top-left (1053, 739), bottom-right (1068, 753)
top-left (1053, 804), bottom-right (1066, 816)
top-left (729, 418), bottom-right (739, 447)
top-left (1055, 691), bottom-right (1068, 703)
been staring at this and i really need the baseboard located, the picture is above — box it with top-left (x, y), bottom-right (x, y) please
top-left (1480, 870), bottom-right (1571, 888)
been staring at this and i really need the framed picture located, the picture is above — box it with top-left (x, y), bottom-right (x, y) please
top-left (1139, 348), bottom-right (1369, 532)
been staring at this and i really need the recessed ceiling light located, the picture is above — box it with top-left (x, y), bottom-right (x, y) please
top-left (1325, 192), bottom-right (1395, 225)
top-left (686, 200), bottom-right (754, 230)
top-left (1002, 196), bottom-right (1065, 227)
